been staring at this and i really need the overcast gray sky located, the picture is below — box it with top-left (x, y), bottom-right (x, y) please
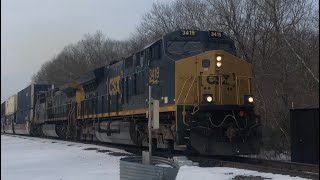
top-left (1, 0), bottom-right (173, 103)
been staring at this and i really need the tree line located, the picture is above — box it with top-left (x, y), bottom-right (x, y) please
top-left (32, 0), bottom-right (319, 156)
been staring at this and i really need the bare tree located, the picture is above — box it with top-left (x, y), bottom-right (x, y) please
top-left (32, 31), bottom-right (134, 86)
top-left (206, 0), bottom-right (318, 153)
top-left (136, 0), bottom-right (212, 42)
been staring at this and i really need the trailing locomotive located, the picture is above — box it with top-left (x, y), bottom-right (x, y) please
top-left (2, 30), bottom-right (261, 155)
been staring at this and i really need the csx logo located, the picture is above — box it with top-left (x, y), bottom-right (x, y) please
top-left (108, 76), bottom-right (121, 95)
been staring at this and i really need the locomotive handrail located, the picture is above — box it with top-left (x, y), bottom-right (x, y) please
top-left (235, 76), bottom-right (253, 105)
top-left (176, 76), bottom-right (192, 104)
top-left (219, 75), bottom-right (222, 104)
top-left (45, 102), bottom-right (73, 120)
top-left (180, 76), bottom-right (197, 126)
top-left (66, 101), bottom-right (76, 139)
top-left (44, 102), bottom-right (73, 109)
top-left (183, 76), bottom-right (197, 104)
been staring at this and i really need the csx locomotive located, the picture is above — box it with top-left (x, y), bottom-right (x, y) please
top-left (1, 30), bottom-right (261, 155)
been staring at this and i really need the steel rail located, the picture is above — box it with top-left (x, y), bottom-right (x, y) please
top-left (187, 155), bottom-right (319, 180)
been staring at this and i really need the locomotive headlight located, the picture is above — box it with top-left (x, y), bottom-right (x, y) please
top-left (203, 94), bottom-right (213, 103)
top-left (216, 55), bottom-right (222, 61)
top-left (216, 62), bottom-right (222, 67)
top-left (244, 95), bottom-right (254, 104)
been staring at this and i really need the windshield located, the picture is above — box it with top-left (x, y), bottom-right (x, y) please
top-left (165, 39), bottom-right (236, 60)
top-left (167, 41), bottom-right (202, 55)
top-left (206, 41), bottom-right (236, 54)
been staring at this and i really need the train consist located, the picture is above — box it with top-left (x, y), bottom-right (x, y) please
top-left (1, 30), bottom-right (261, 155)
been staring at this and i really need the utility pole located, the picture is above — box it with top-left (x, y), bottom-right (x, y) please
top-left (142, 86), bottom-right (152, 165)
top-left (142, 86), bottom-right (160, 165)
top-left (148, 85), bottom-right (152, 163)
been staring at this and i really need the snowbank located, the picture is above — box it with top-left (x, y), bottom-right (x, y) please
top-left (1, 135), bottom-right (309, 180)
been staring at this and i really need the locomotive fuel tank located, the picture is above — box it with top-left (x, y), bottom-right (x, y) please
top-left (94, 120), bottom-right (136, 145)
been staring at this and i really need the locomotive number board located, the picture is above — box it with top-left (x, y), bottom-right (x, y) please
top-left (209, 31), bottom-right (223, 38)
top-left (181, 30), bottom-right (197, 37)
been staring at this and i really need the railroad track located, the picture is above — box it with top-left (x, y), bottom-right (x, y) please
top-left (186, 155), bottom-right (319, 180)
top-left (2, 133), bottom-right (319, 179)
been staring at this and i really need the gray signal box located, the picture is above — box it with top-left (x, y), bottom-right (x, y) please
top-left (151, 99), bottom-right (159, 129)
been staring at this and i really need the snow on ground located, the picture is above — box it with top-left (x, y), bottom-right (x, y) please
top-left (1, 135), bottom-right (127, 180)
top-left (177, 166), bottom-right (308, 180)
top-left (1, 135), bottom-right (310, 180)
top-left (241, 151), bottom-right (291, 161)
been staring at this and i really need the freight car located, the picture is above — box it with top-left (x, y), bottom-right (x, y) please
top-left (2, 84), bottom-right (52, 135)
top-left (3, 95), bottom-right (17, 134)
top-left (2, 30), bottom-right (261, 155)
top-left (15, 84), bottom-right (52, 135)
top-left (1, 102), bottom-right (6, 133)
